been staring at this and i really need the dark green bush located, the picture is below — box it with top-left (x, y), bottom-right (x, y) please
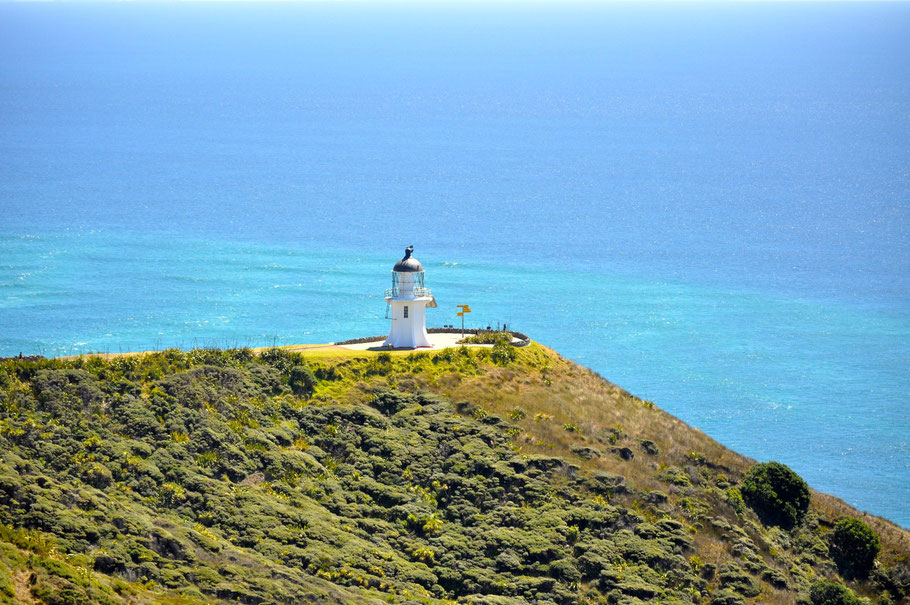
top-left (740, 461), bottom-right (809, 529)
top-left (33, 369), bottom-right (104, 416)
top-left (258, 348), bottom-right (302, 374)
top-left (368, 388), bottom-right (412, 416)
top-left (550, 558), bottom-right (582, 583)
top-left (809, 580), bottom-right (860, 605)
top-left (829, 516), bottom-right (880, 579)
top-left (288, 365), bottom-right (316, 397)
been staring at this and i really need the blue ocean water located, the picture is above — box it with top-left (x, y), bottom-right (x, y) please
top-left (1, 2), bottom-right (908, 527)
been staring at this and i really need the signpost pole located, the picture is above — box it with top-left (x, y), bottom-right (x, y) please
top-left (456, 305), bottom-right (471, 339)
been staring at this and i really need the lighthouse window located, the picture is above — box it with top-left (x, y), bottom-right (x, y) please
top-left (403, 306), bottom-right (409, 318)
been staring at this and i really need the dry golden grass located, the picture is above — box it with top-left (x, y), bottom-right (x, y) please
top-left (434, 344), bottom-right (753, 483)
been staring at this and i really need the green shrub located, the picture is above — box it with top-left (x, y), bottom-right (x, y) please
top-left (809, 580), bottom-right (860, 605)
top-left (289, 365), bottom-right (316, 397)
top-left (491, 342), bottom-right (516, 365)
top-left (829, 516), bottom-right (880, 579)
top-left (550, 558), bottom-right (581, 583)
top-left (725, 487), bottom-right (745, 515)
top-left (459, 331), bottom-right (511, 345)
top-left (0, 562), bottom-right (13, 598)
top-left (369, 388), bottom-right (411, 416)
top-left (84, 463), bottom-right (113, 488)
top-left (740, 461), bottom-right (809, 529)
top-left (258, 348), bottom-right (301, 374)
top-left (0, 525), bottom-right (56, 556)
top-left (509, 406), bottom-right (527, 420)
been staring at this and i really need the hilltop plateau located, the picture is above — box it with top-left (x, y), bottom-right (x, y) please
top-left (0, 341), bottom-right (906, 604)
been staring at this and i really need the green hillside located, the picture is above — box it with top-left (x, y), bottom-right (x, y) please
top-left (0, 343), bottom-right (906, 604)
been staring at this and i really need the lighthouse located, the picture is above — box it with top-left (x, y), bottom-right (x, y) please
top-left (383, 246), bottom-right (437, 349)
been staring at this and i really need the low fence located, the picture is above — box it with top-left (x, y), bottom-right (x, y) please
top-left (332, 335), bottom-right (390, 346)
top-left (334, 328), bottom-right (531, 348)
top-left (427, 327), bottom-right (531, 347)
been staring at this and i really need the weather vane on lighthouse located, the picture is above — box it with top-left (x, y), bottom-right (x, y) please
top-left (383, 246), bottom-right (437, 349)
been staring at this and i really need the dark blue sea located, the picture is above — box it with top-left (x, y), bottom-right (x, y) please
top-left (1, 2), bottom-right (908, 527)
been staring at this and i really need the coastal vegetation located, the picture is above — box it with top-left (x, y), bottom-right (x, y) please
top-left (740, 462), bottom-right (810, 530)
top-left (457, 331), bottom-right (513, 345)
top-left (0, 344), bottom-right (906, 604)
top-left (829, 517), bottom-right (882, 581)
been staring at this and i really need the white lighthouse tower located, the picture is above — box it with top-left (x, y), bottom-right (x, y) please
top-left (383, 246), bottom-right (437, 349)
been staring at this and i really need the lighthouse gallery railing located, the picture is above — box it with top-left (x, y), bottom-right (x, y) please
top-left (385, 286), bottom-right (433, 298)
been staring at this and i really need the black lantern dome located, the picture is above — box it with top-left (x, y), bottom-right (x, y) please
top-left (393, 246), bottom-right (423, 273)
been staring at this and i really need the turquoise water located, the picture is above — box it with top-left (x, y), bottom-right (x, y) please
top-left (1, 2), bottom-right (908, 527)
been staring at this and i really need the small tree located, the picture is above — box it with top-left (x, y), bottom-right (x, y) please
top-left (740, 461), bottom-right (810, 529)
top-left (829, 516), bottom-right (880, 579)
top-left (809, 580), bottom-right (860, 605)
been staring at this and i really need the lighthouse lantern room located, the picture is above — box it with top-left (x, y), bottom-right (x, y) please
top-left (383, 246), bottom-right (437, 349)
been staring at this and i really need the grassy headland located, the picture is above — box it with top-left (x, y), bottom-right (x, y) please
top-left (0, 343), bottom-right (906, 604)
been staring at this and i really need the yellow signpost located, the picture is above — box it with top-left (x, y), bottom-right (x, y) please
top-left (456, 305), bottom-right (471, 337)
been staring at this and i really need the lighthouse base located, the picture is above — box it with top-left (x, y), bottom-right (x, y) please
top-left (383, 299), bottom-right (432, 349)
